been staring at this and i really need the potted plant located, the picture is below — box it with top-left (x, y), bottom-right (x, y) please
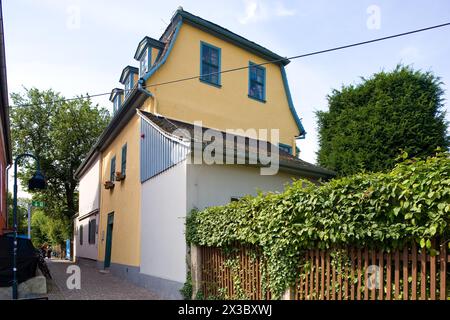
top-left (104, 180), bottom-right (115, 189)
top-left (115, 171), bottom-right (126, 181)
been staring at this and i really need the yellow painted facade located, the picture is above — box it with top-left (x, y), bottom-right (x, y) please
top-left (143, 23), bottom-right (300, 152)
top-left (150, 47), bottom-right (160, 66)
top-left (95, 15), bottom-right (303, 268)
top-left (97, 115), bottom-right (141, 266)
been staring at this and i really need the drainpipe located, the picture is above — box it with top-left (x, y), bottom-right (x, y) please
top-left (5, 163), bottom-right (11, 230)
top-left (138, 79), bottom-right (153, 97)
top-left (137, 79), bottom-right (158, 114)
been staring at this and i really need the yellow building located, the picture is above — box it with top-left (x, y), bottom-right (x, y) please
top-left (74, 8), bottom-right (333, 298)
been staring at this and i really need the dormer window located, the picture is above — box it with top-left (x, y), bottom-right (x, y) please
top-left (139, 47), bottom-right (151, 76)
top-left (119, 66), bottom-right (138, 99)
top-left (134, 36), bottom-right (165, 78)
top-left (125, 77), bottom-right (132, 94)
top-left (109, 88), bottom-right (124, 115)
top-left (113, 96), bottom-right (121, 114)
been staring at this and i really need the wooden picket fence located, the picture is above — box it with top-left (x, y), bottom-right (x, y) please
top-left (200, 244), bottom-right (271, 300)
top-left (199, 240), bottom-right (449, 300)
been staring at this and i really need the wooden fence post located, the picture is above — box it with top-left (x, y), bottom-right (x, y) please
top-left (191, 244), bottom-right (202, 299)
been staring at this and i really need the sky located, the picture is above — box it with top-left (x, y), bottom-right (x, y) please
top-left (3, 0), bottom-right (450, 197)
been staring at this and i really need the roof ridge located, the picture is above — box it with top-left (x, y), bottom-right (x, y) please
top-left (171, 8), bottom-right (290, 65)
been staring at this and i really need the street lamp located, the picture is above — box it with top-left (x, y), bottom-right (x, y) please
top-left (12, 153), bottom-right (46, 300)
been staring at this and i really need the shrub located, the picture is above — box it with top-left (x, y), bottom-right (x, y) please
top-left (186, 152), bottom-right (450, 297)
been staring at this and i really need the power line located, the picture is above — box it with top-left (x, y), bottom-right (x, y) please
top-left (12, 22), bottom-right (450, 108)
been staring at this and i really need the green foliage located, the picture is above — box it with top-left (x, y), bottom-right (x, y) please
top-left (30, 210), bottom-right (50, 247)
top-left (180, 271), bottom-right (193, 300)
top-left (186, 153), bottom-right (450, 298)
top-left (317, 65), bottom-right (449, 176)
top-left (195, 290), bottom-right (205, 300)
top-left (31, 210), bottom-right (69, 247)
top-left (10, 88), bottom-right (110, 243)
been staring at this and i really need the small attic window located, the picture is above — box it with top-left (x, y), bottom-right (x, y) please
top-left (134, 37), bottom-right (164, 77)
top-left (110, 89), bottom-right (124, 115)
top-left (120, 66), bottom-right (138, 99)
top-left (113, 95), bottom-right (121, 114)
top-left (139, 47), bottom-right (151, 76)
top-left (124, 75), bottom-right (133, 97)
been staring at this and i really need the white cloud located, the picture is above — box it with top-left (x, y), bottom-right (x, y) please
top-left (274, 1), bottom-right (296, 17)
top-left (239, 0), bottom-right (296, 24)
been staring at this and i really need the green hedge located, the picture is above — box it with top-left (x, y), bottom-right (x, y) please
top-left (186, 152), bottom-right (450, 298)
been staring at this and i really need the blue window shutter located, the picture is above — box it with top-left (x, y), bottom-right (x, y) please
top-left (79, 225), bottom-right (83, 245)
top-left (110, 156), bottom-right (116, 181)
top-left (200, 41), bottom-right (221, 87)
top-left (121, 144), bottom-right (127, 176)
top-left (88, 220), bottom-right (96, 244)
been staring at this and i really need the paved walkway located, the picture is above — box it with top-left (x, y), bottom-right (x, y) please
top-left (46, 259), bottom-right (160, 300)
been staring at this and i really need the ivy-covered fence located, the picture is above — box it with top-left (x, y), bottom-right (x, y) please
top-left (199, 244), bottom-right (272, 300)
top-left (293, 240), bottom-right (448, 300)
top-left (195, 240), bottom-right (448, 300)
top-left (187, 152), bottom-right (450, 299)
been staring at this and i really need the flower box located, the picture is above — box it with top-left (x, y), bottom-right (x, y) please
top-left (115, 172), bottom-right (126, 181)
top-left (104, 181), bottom-right (115, 189)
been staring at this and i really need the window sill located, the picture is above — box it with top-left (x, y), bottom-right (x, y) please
top-left (199, 78), bottom-right (222, 88)
top-left (248, 95), bottom-right (266, 103)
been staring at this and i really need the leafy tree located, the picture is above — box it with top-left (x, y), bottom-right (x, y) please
top-left (316, 65), bottom-right (449, 176)
top-left (30, 210), bottom-right (50, 247)
top-left (30, 210), bottom-right (70, 248)
top-left (10, 88), bottom-right (110, 241)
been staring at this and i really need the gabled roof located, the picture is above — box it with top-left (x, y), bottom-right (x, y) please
top-left (173, 8), bottom-right (290, 66)
top-left (119, 65), bottom-right (139, 84)
top-left (109, 88), bottom-right (124, 102)
top-left (140, 111), bottom-right (335, 179)
top-left (134, 36), bottom-right (165, 60)
top-left (141, 8), bottom-right (305, 138)
top-left (142, 7), bottom-right (291, 79)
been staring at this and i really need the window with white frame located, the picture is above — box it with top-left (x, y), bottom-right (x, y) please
top-left (113, 95), bottom-right (121, 114)
top-left (124, 77), bottom-right (132, 96)
top-left (140, 48), bottom-right (150, 76)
